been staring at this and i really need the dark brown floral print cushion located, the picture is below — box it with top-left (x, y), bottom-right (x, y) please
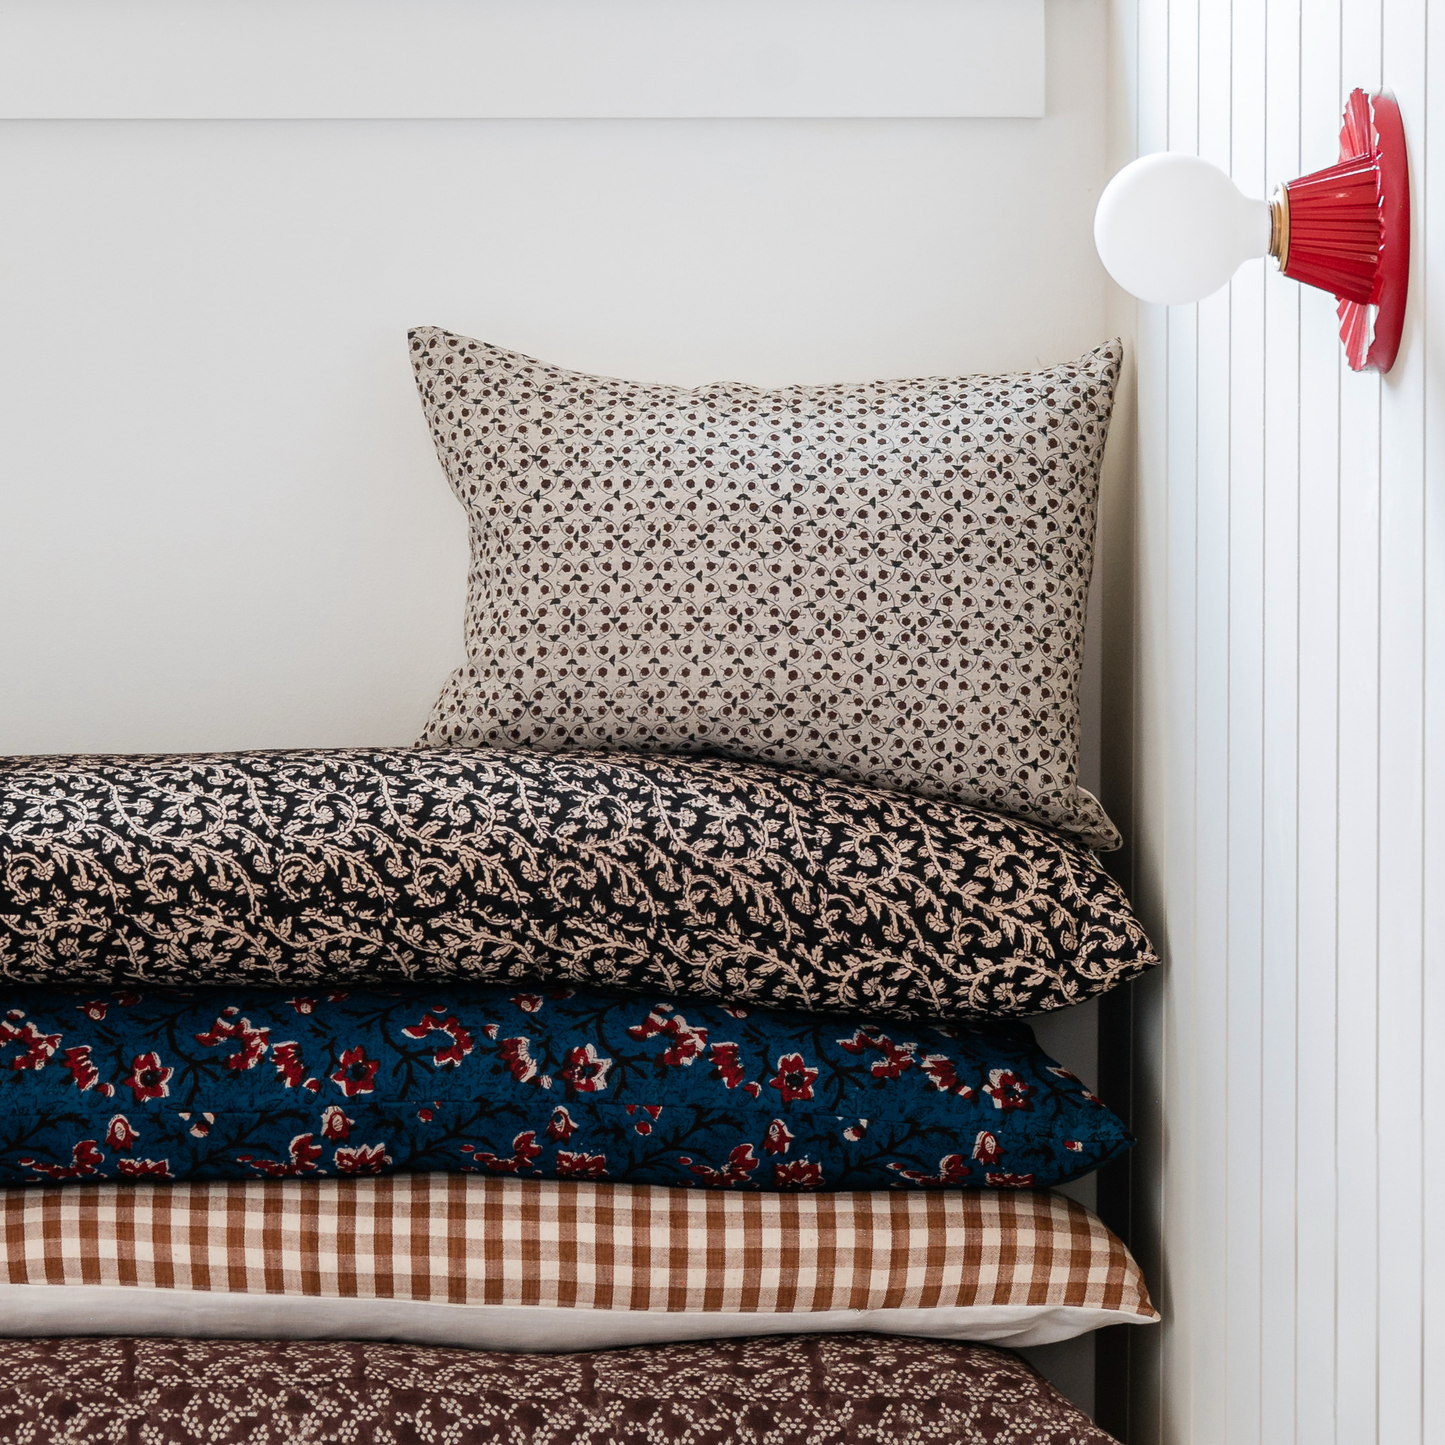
top-left (0, 747), bottom-right (1155, 1018)
top-left (410, 329), bottom-right (1123, 850)
top-left (0, 1333), bottom-right (1120, 1444)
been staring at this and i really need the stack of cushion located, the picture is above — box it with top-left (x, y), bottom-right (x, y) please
top-left (0, 333), bottom-right (1157, 1443)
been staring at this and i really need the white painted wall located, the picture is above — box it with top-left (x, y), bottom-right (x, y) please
top-left (1106, 0), bottom-right (1443, 1440)
top-left (0, 1), bottom-right (1112, 764)
top-left (0, 1), bottom-right (1121, 1417)
top-left (0, 0), bottom-right (1044, 120)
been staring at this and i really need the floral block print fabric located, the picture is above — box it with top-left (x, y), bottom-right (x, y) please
top-left (0, 1334), bottom-right (1122, 1445)
top-left (0, 981), bottom-right (1130, 1190)
top-left (0, 747), bottom-right (1156, 1019)
top-left (410, 329), bottom-right (1123, 849)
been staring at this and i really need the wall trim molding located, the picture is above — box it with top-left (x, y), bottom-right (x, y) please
top-left (0, 0), bottom-right (1044, 120)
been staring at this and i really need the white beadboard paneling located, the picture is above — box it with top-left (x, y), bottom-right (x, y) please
top-left (0, 0), bottom-right (1044, 119)
top-left (1292, 6), bottom-right (1345, 1444)
top-left (1258, 5), bottom-right (1302, 1442)
top-left (1375, 4), bottom-right (1428, 1442)
top-left (1113, 0), bottom-right (1439, 1440)
top-left (1423, 0), bottom-right (1445, 1428)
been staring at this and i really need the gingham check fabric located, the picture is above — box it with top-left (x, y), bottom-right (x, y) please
top-left (0, 1177), bottom-right (1156, 1319)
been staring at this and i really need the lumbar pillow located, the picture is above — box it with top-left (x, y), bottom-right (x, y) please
top-left (0, 980), bottom-right (1131, 1191)
top-left (0, 1322), bottom-right (1154, 1424)
top-left (0, 748), bottom-right (1156, 1019)
top-left (409, 329), bottom-right (1123, 849)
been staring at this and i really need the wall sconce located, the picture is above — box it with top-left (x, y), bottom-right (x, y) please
top-left (1094, 89), bottom-right (1409, 373)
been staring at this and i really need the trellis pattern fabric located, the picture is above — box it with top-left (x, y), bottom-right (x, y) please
top-left (0, 748), bottom-right (1156, 1018)
top-left (0, 982), bottom-right (1130, 1191)
top-left (0, 1334), bottom-right (1123, 1444)
top-left (410, 328), bottom-right (1123, 848)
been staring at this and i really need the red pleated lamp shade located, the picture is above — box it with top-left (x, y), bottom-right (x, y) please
top-left (1279, 89), bottom-right (1409, 373)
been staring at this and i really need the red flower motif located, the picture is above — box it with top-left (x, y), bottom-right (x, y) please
top-left (105, 1115), bottom-right (138, 1152)
top-left (62, 1045), bottom-right (101, 1093)
top-left (472, 1130), bottom-right (544, 1174)
top-left (417, 1108), bottom-right (434, 1123)
top-left (194, 1014), bottom-right (270, 1072)
top-left (401, 1011), bottom-right (476, 1068)
top-left (763, 1119), bottom-right (795, 1155)
top-left (561, 1044), bottom-right (612, 1095)
top-left (335, 1143), bottom-right (391, 1173)
top-left (972, 1131), bottom-right (1004, 1166)
top-left (330, 1046), bottom-right (380, 1098)
top-left (836, 1027), bottom-right (916, 1080)
top-left (124, 1052), bottom-right (173, 1104)
top-left (1064, 1140), bottom-right (1084, 1153)
top-left (555, 1151), bottom-right (608, 1178)
top-left (842, 1119), bottom-right (869, 1142)
top-left (920, 1055), bottom-right (974, 1099)
top-left (679, 1143), bottom-right (759, 1187)
top-left (0, 1018), bottom-right (62, 1073)
top-left (888, 1154), bottom-right (973, 1187)
top-left (117, 1158), bottom-right (172, 1178)
top-left (708, 1042), bottom-right (751, 1092)
top-left (768, 1053), bottom-right (818, 1105)
top-left (272, 1041), bottom-right (307, 1089)
top-left (982, 1069), bottom-right (1036, 1112)
top-left (114, 993), bottom-right (141, 1008)
top-left (512, 994), bottom-right (544, 1013)
top-left (628, 1005), bottom-right (708, 1067)
top-left (320, 1105), bottom-right (354, 1142)
top-left (986, 1172), bottom-right (1036, 1188)
top-left (287, 997), bottom-right (317, 1015)
top-left (186, 1112), bottom-right (215, 1138)
top-left (78, 1000), bottom-right (108, 1022)
top-left (624, 1102), bottom-right (662, 1136)
top-left (545, 1106), bottom-right (579, 1143)
top-left (238, 1133), bottom-right (323, 1177)
top-left (773, 1159), bottom-right (824, 1189)
top-left (496, 1036), bottom-right (541, 1085)
top-left (18, 1140), bottom-right (104, 1180)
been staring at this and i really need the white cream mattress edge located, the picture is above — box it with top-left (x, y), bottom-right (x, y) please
top-left (0, 1285), bottom-right (1153, 1351)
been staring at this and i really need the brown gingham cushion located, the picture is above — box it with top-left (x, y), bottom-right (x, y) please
top-left (410, 330), bottom-right (1123, 849)
top-left (0, 1333), bottom-right (1121, 1444)
top-left (0, 1176), bottom-right (1156, 1351)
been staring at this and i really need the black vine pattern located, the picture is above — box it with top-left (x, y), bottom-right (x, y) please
top-left (0, 1334), bottom-right (1122, 1444)
top-left (410, 329), bottom-right (1124, 850)
top-left (0, 747), bottom-right (1156, 1017)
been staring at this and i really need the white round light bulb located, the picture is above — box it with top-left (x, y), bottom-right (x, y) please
top-left (1094, 153), bottom-right (1273, 304)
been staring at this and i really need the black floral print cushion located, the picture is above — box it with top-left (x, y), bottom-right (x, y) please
top-left (410, 329), bottom-right (1124, 849)
top-left (0, 980), bottom-right (1130, 1190)
top-left (0, 747), bottom-right (1156, 1018)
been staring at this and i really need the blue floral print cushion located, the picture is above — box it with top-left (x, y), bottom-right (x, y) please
top-left (0, 982), bottom-right (1129, 1190)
